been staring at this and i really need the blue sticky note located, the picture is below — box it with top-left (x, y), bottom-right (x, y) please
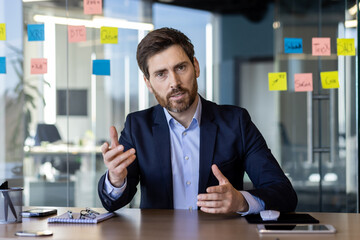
top-left (284, 38), bottom-right (303, 54)
top-left (93, 59), bottom-right (110, 76)
top-left (0, 57), bottom-right (6, 74)
top-left (28, 24), bottom-right (45, 41)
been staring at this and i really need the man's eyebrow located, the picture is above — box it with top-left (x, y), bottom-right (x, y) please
top-left (152, 68), bottom-right (167, 75)
top-left (151, 61), bottom-right (189, 75)
top-left (173, 61), bottom-right (189, 68)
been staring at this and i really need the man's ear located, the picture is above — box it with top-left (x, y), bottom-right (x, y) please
top-left (144, 76), bottom-right (154, 94)
top-left (193, 57), bottom-right (200, 78)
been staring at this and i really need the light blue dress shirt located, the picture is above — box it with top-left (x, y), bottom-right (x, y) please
top-left (105, 97), bottom-right (265, 214)
top-left (164, 98), bottom-right (201, 210)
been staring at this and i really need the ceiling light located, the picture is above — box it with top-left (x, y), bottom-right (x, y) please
top-left (348, 3), bottom-right (358, 16)
top-left (23, 0), bottom-right (49, 2)
top-left (345, 20), bottom-right (357, 28)
top-left (33, 15), bottom-right (154, 31)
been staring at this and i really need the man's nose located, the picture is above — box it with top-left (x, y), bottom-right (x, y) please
top-left (168, 71), bottom-right (181, 88)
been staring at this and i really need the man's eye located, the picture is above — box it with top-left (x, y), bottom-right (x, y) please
top-left (177, 65), bottom-right (185, 71)
top-left (156, 72), bottom-right (164, 78)
top-left (155, 72), bottom-right (167, 80)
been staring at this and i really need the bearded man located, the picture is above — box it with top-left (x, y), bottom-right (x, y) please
top-left (98, 27), bottom-right (297, 214)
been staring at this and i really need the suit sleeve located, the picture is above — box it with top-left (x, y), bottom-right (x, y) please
top-left (98, 115), bottom-right (140, 212)
top-left (240, 109), bottom-right (298, 212)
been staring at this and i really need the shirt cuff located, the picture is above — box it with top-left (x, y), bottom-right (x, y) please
top-left (104, 170), bottom-right (127, 200)
top-left (237, 191), bottom-right (265, 216)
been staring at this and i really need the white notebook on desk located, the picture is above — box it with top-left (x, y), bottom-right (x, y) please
top-left (48, 212), bottom-right (115, 224)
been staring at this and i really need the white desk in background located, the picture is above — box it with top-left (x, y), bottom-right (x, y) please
top-left (23, 144), bottom-right (104, 208)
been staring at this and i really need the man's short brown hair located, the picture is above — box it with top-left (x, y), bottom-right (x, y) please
top-left (136, 27), bottom-right (195, 80)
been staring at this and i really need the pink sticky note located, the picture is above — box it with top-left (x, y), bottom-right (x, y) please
top-left (84, 0), bottom-right (102, 15)
top-left (68, 25), bottom-right (86, 42)
top-left (294, 73), bottom-right (313, 92)
top-left (312, 38), bottom-right (331, 56)
top-left (31, 58), bottom-right (47, 74)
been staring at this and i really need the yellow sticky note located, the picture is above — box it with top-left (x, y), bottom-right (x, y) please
top-left (0, 23), bottom-right (6, 41)
top-left (337, 38), bottom-right (355, 56)
top-left (100, 27), bottom-right (118, 44)
top-left (268, 72), bottom-right (287, 91)
top-left (321, 71), bottom-right (339, 89)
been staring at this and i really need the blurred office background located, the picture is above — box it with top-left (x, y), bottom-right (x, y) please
top-left (0, 0), bottom-right (358, 212)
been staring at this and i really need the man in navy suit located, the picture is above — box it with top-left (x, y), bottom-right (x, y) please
top-left (98, 27), bottom-right (297, 214)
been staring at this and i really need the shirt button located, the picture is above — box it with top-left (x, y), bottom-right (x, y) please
top-left (185, 156), bottom-right (189, 160)
top-left (183, 132), bottom-right (187, 136)
top-left (186, 181), bottom-right (191, 185)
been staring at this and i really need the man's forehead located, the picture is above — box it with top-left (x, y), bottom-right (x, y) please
top-left (147, 45), bottom-right (191, 72)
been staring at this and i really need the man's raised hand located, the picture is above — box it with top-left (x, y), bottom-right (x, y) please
top-left (101, 126), bottom-right (136, 187)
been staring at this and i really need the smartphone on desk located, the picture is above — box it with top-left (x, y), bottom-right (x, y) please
top-left (21, 208), bottom-right (57, 217)
top-left (257, 224), bottom-right (336, 234)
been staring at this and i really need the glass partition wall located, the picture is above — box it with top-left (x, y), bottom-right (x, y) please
top-left (273, 0), bottom-right (358, 212)
top-left (21, 0), bottom-right (155, 207)
top-left (236, 0), bottom-right (358, 212)
top-left (0, 0), bottom-right (211, 208)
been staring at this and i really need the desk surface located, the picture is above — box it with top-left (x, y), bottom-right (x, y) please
top-left (1, 207), bottom-right (359, 240)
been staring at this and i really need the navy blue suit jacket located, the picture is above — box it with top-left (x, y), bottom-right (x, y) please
top-left (98, 96), bottom-right (297, 212)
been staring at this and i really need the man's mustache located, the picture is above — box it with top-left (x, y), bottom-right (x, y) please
top-left (167, 87), bottom-right (187, 98)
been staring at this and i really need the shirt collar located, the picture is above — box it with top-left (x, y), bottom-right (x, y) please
top-left (163, 95), bottom-right (202, 127)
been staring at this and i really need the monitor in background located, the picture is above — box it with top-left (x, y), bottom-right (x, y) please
top-left (57, 89), bottom-right (88, 116)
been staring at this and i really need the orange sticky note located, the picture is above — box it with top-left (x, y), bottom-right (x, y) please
top-left (68, 25), bottom-right (86, 42)
top-left (312, 37), bottom-right (331, 56)
top-left (294, 73), bottom-right (313, 92)
top-left (0, 23), bottom-right (6, 40)
top-left (31, 58), bottom-right (47, 74)
top-left (320, 71), bottom-right (339, 89)
top-left (84, 0), bottom-right (102, 15)
top-left (337, 38), bottom-right (355, 56)
top-left (100, 27), bottom-right (118, 44)
top-left (268, 72), bottom-right (287, 91)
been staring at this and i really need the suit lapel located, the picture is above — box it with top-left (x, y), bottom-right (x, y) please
top-left (198, 98), bottom-right (218, 194)
top-left (152, 105), bottom-right (173, 207)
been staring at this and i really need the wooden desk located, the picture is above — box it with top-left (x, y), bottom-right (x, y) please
top-left (1, 207), bottom-right (359, 239)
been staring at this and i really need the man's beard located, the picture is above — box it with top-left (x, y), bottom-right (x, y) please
top-left (152, 77), bottom-right (198, 113)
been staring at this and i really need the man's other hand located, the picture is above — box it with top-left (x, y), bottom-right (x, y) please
top-left (197, 164), bottom-right (249, 214)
